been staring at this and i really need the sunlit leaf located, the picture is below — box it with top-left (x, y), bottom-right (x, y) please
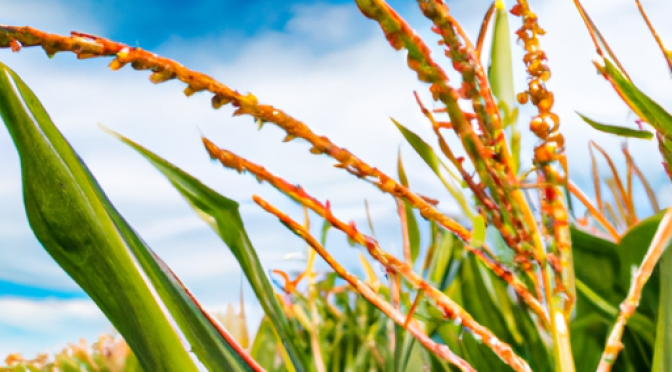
top-left (428, 230), bottom-right (455, 288)
top-left (320, 219), bottom-right (331, 247)
top-left (570, 218), bottom-right (665, 370)
top-left (616, 211), bottom-right (666, 319)
top-left (397, 150), bottom-right (421, 263)
top-left (577, 112), bottom-right (653, 139)
top-left (392, 118), bottom-right (473, 218)
top-left (0, 60), bottom-right (255, 372)
top-left (105, 127), bottom-right (306, 372)
top-left (469, 215), bottom-right (486, 249)
top-left (488, 0), bottom-right (515, 109)
top-left (249, 316), bottom-right (279, 370)
top-left (598, 58), bottom-right (672, 171)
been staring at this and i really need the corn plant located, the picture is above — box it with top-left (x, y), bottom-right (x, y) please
top-left (1, 0), bottom-right (671, 371)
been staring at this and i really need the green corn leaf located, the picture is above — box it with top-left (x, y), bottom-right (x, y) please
top-left (469, 214), bottom-right (486, 249)
top-left (577, 112), bottom-right (653, 139)
top-left (249, 316), bottom-right (279, 370)
top-left (570, 220), bottom-right (664, 369)
top-left (574, 279), bottom-right (654, 345)
top-left (428, 230), bottom-right (455, 289)
top-left (600, 61), bottom-right (669, 135)
top-left (653, 234), bottom-right (672, 372)
top-left (397, 148), bottom-right (410, 186)
top-left (105, 127), bottom-right (306, 372)
top-left (599, 58), bottom-right (672, 169)
top-left (320, 219), bottom-right (331, 247)
top-left (393, 118), bottom-right (440, 174)
top-left (393, 120), bottom-right (484, 248)
top-left (392, 151), bottom-right (420, 370)
top-left (391, 118), bottom-right (474, 219)
top-left (510, 129), bottom-right (521, 176)
top-left (616, 211), bottom-right (666, 319)
top-left (488, 0), bottom-right (515, 109)
top-left (612, 210), bottom-right (672, 372)
top-left (0, 60), bottom-right (250, 371)
top-left (397, 149), bottom-right (421, 263)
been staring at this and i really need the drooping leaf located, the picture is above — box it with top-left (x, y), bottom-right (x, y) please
top-left (105, 127), bottom-right (306, 372)
top-left (577, 112), bottom-right (653, 139)
top-left (0, 60), bottom-right (257, 372)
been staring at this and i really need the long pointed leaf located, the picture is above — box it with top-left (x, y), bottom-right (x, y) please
top-left (391, 118), bottom-right (473, 217)
top-left (0, 61), bottom-right (200, 371)
top-left (106, 128), bottom-right (306, 372)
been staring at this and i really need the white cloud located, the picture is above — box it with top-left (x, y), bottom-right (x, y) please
top-left (0, 297), bottom-right (111, 358)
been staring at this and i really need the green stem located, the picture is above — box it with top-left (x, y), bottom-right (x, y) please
top-left (652, 241), bottom-right (672, 371)
top-left (551, 307), bottom-right (576, 372)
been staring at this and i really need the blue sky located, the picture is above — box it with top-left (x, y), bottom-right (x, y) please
top-left (1, 0), bottom-right (671, 360)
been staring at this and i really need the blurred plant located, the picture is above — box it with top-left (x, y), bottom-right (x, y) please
top-left (1, 335), bottom-right (141, 372)
top-left (1, 0), bottom-right (672, 371)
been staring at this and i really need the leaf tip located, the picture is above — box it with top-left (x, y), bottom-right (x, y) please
top-left (98, 123), bottom-right (122, 140)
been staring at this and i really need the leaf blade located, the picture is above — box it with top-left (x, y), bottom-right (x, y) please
top-left (577, 112), bottom-right (653, 139)
top-left (397, 150), bottom-right (421, 263)
top-left (0, 60), bottom-right (200, 372)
